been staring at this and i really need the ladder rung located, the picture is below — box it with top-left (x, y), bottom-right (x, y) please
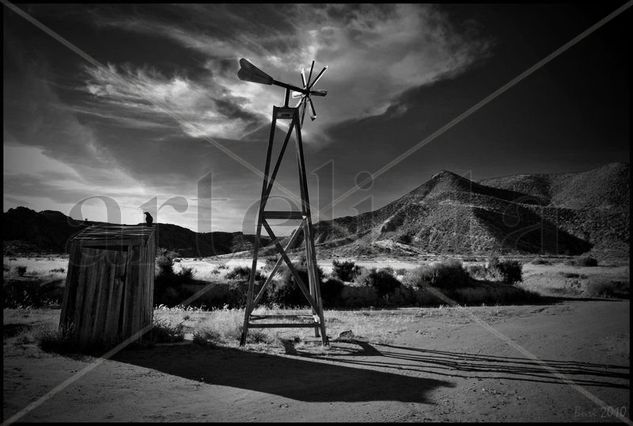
top-left (263, 211), bottom-right (304, 220)
top-left (250, 314), bottom-right (313, 320)
top-left (248, 322), bottom-right (320, 329)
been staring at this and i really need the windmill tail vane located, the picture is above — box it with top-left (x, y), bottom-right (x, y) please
top-left (237, 58), bottom-right (327, 125)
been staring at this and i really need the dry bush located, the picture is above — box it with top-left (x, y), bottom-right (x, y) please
top-left (339, 285), bottom-right (379, 308)
top-left (149, 318), bottom-right (185, 343)
top-left (566, 256), bottom-right (599, 267)
top-left (355, 268), bottom-right (402, 297)
top-left (583, 278), bottom-right (629, 298)
top-left (262, 256), bottom-right (278, 272)
top-left (154, 256), bottom-right (197, 306)
top-left (451, 284), bottom-right (541, 306)
top-left (487, 257), bottom-right (523, 284)
top-left (403, 259), bottom-right (470, 290)
top-left (38, 326), bottom-right (83, 354)
top-left (332, 259), bottom-right (360, 282)
top-left (190, 308), bottom-right (274, 346)
top-left (320, 278), bottom-right (345, 307)
top-left (266, 260), bottom-right (323, 308)
top-left (225, 266), bottom-right (265, 282)
top-left (15, 265), bottom-right (27, 277)
top-left (467, 257), bottom-right (523, 284)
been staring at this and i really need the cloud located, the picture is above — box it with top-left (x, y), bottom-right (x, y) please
top-left (83, 63), bottom-right (265, 139)
top-left (85, 4), bottom-right (492, 142)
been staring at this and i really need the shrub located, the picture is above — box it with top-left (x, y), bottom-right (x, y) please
top-left (50, 268), bottom-right (65, 273)
top-left (380, 266), bottom-right (396, 276)
top-left (149, 319), bottom-right (185, 343)
top-left (192, 328), bottom-right (221, 346)
top-left (451, 284), bottom-right (542, 306)
top-left (320, 278), bottom-right (345, 307)
top-left (3, 280), bottom-right (63, 308)
top-left (332, 259), bottom-right (360, 282)
top-left (178, 266), bottom-right (194, 281)
top-left (531, 257), bottom-right (552, 265)
top-left (565, 256), bottom-right (599, 267)
top-left (226, 266), bottom-right (264, 282)
top-left (487, 257), bottom-right (523, 284)
top-left (340, 285), bottom-right (379, 308)
top-left (466, 264), bottom-right (487, 280)
top-left (154, 257), bottom-right (196, 307)
top-left (156, 255), bottom-right (174, 277)
top-left (403, 260), bottom-right (470, 290)
top-left (38, 327), bottom-right (83, 354)
top-left (225, 281), bottom-right (249, 307)
top-left (267, 261), bottom-right (323, 307)
top-left (262, 257), bottom-right (278, 272)
top-left (397, 234), bottom-right (412, 244)
top-left (356, 268), bottom-right (402, 297)
top-left (584, 278), bottom-right (629, 298)
top-left (576, 256), bottom-right (598, 267)
top-left (16, 265), bottom-right (27, 277)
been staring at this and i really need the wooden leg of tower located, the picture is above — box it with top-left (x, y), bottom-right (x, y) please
top-left (240, 223), bottom-right (262, 346)
top-left (294, 112), bottom-right (327, 345)
top-left (241, 107), bottom-right (278, 346)
top-left (304, 221), bottom-right (320, 338)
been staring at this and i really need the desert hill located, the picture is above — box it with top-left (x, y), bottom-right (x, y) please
top-left (307, 163), bottom-right (629, 257)
top-left (2, 206), bottom-right (268, 257)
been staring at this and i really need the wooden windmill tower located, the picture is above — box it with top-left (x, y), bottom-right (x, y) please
top-left (237, 58), bottom-right (328, 346)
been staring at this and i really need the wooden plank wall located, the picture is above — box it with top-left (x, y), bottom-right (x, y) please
top-left (59, 227), bottom-right (156, 350)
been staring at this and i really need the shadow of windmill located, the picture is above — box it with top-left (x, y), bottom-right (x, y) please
top-left (113, 343), bottom-right (453, 403)
top-left (287, 339), bottom-right (629, 389)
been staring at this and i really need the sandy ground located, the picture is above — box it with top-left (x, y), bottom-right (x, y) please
top-left (3, 300), bottom-right (629, 422)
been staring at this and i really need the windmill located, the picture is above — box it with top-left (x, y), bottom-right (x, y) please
top-left (237, 58), bottom-right (329, 346)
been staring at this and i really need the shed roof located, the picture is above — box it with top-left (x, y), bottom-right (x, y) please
top-left (71, 224), bottom-right (155, 247)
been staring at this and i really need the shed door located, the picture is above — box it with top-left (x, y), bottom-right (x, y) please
top-left (73, 248), bottom-right (130, 345)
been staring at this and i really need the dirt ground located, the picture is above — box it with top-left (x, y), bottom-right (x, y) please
top-left (3, 299), bottom-right (629, 422)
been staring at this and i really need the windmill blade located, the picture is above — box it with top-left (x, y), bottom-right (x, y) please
top-left (293, 96), bottom-right (305, 109)
top-left (309, 89), bottom-right (327, 97)
top-left (300, 69), bottom-right (306, 88)
top-left (308, 66), bottom-right (328, 89)
top-left (306, 60), bottom-right (315, 87)
top-left (308, 97), bottom-right (317, 120)
top-left (291, 91), bottom-right (303, 98)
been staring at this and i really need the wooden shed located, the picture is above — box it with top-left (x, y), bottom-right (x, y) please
top-left (59, 224), bottom-right (156, 349)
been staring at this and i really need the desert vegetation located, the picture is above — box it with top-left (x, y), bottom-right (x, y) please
top-left (4, 253), bottom-right (628, 313)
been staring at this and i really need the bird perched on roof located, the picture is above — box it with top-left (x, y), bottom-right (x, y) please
top-left (144, 212), bottom-right (153, 226)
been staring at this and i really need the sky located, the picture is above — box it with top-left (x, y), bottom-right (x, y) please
top-left (3, 3), bottom-right (631, 233)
